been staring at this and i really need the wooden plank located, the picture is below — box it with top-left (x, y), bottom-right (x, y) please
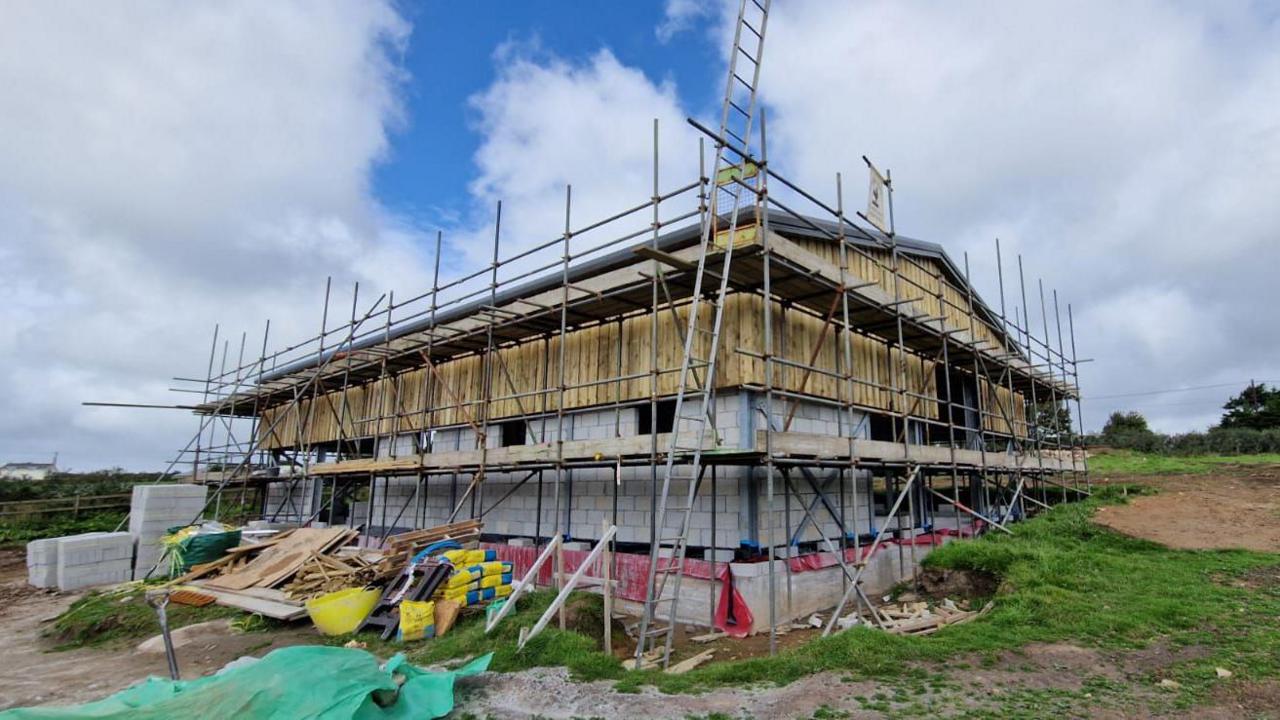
top-left (666, 649), bottom-right (714, 674)
top-left (205, 527), bottom-right (352, 591)
top-left (189, 585), bottom-right (308, 620)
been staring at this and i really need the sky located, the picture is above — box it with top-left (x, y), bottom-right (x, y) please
top-left (1, 0), bottom-right (1278, 471)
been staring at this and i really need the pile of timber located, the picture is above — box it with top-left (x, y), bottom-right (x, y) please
top-left (878, 599), bottom-right (994, 636)
top-left (376, 519), bottom-right (482, 576)
top-left (172, 527), bottom-right (358, 620)
top-left (282, 551), bottom-right (380, 601)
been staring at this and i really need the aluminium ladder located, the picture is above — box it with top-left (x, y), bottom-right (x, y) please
top-left (635, 0), bottom-right (771, 668)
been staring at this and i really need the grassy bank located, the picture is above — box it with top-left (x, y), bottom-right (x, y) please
top-left (1088, 448), bottom-right (1280, 476)
top-left (49, 585), bottom-right (240, 649)
top-left (381, 484), bottom-right (1279, 708)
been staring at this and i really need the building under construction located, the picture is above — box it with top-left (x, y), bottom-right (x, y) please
top-left (177, 0), bottom-right (1087, 660)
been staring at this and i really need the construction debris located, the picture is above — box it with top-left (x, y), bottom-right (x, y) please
top-left (873, 599), bottom-right (994, 636)
top-left (282, 552), bottom-right (380, 601)
top-left (666, 649), bottom-right (714, 674)
top-left (204, 527), bottom-right (356, 591)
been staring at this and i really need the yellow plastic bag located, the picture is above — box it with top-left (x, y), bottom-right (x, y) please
top-left (398, 600), bottom-right (435, 642)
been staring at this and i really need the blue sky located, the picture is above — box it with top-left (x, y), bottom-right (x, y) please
top-left (374, 2), bottom-right (720, 227)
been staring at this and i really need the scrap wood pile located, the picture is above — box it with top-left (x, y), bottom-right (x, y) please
top-left (375, 519), bottom-right (482, 576)
top-left (875, 598), bottom-right (994, 635)
top-left (281, 551), bottom-right (381, 601)
top-left (170, 527), bottom-right (360, 619)
top-left (165, 517), bottom-right (507, 638)
top-left (813, 597), bottom-right (995, 636)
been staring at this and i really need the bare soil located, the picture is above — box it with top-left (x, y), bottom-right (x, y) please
top-left (1093, 466), bottom-right (1280, 552)
top-left (0, 546), bottom-right (316, 711)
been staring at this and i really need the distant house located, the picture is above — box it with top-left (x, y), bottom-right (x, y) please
top-left (0, 461), bottom-right (58, 481)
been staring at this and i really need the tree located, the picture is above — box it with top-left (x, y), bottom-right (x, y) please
top-left (1219, 382), bottom-right (1280, 430)
top-left (1102, 410), bottom-right (1150, 437)
top-left (1032, 401), bottom-right (1076, 443)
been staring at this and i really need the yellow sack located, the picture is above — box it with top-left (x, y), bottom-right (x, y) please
top-left (445, 564), bottom-right (512, 590)
top-left (442, 548), bottom-right (495, 566)
top-left (478, 573), bottom-right (509, 590)
top-left (398, 599), bottom-right (435, 642)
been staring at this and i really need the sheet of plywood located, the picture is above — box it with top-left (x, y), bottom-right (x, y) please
top-left (205, 527), bottom-right (353, 591)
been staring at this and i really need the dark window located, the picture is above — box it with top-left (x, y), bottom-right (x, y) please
top-left (868, 413), bottom-right (894, 442)
top-left (638, 399), bottom-right (678, 434)
top-left (500, 419), bottom-right (528, 447)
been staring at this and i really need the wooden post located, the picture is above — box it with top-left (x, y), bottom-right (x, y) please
top-left (602, 518), bottom-right (613, 655)
top-left (556, 538), bottom-right (566, 630)
top-left (72, 494), bottom-right (81, 519)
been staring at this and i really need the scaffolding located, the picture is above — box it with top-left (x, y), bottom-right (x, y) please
top-left (141, 0), bottom-right (1089, 666)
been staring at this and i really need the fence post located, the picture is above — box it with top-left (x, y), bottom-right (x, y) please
top-left (73, 495), bottom-right (81, 519)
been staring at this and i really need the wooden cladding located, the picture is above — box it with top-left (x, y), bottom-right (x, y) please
top-left (789, 238), bottom-right (1009, 354)
top-left (258, 287), bottom-right (1027, 450)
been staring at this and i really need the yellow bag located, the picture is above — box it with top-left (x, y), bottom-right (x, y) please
top-left (442, 548), bottom-right (495, 566)
top-left (445, 564), bottom-right (513, 590)
top-left (398, 599), bottom-right (435, 642)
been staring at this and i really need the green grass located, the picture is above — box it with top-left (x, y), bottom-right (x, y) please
top-left (1088, 449), bottom-right (1280, 476)
top-left (346, 485), bottom-right (1280, 705)
top-left (49, 584), bottom-right (241, 649)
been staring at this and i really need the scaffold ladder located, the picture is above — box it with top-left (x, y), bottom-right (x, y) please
top-left (636, 0), bottom-right (771, 668)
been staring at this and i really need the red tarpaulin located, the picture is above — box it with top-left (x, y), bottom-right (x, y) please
top-left (482, 543), bottom-right (754, 637)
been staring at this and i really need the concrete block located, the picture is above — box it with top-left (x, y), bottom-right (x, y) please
top-left (706, 548), bottom-right (736, 563)
top-left (507, 537), bottom-right (534, 547)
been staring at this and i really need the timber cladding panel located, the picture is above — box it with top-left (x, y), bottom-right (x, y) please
top-left (789, 237), bottom-right (1009, 353)
top-left (258, 288), bottom-right (1029, 450)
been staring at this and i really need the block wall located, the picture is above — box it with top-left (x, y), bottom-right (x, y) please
top-left (356, 392), bottom-right (868, 552)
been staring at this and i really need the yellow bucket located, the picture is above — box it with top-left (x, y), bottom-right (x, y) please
top-left (305, 587), bottom-right (380, 636)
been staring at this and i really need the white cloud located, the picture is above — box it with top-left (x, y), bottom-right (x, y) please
top-left (0, 2), bottom-right (426, 470)
top-left (444, 42), bottom-right (704, 286)
top-left (656, 0), bottom-right (718, 43)
top-left (723, 0), bottom-right (1280, 432)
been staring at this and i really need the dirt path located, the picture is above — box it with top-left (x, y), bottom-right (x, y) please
top-left (1093, 466), bottom-right (1280, 551)
top-left (455, 641), bottom-right (1265, 719)
top-left (0, 548), bottom-right (315, 711)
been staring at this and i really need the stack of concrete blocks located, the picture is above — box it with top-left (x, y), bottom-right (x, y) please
top-left (262, 477), bottom-right (318, 524)
top-left (55, 532), bottom-right (134, 590)
top-left (25, 537), bottom-right (60, 588)
top-left (129, 484), bottom-right (208, 579)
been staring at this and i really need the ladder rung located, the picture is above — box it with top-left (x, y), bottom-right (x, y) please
top-left (741, 20), bottom-right (761, 39)
top-left (750, 0), bottom-right (767, 13)
top-left (736, 46), bottom-right (758, 66)
top-left (728, 99), bottom-right (750, 118)
top-left (724, 127), bottom-right (747, 146)
top-left (733, 72), bottom-right (753, 90)
top-left (643, 624), bottom-right (672, 636)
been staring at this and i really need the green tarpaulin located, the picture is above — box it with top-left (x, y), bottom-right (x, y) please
top-left (0, 647), bottom-right (491, 720)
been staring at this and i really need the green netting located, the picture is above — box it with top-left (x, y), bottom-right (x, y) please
top-left (0, 647), bottom-right (491, 720)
